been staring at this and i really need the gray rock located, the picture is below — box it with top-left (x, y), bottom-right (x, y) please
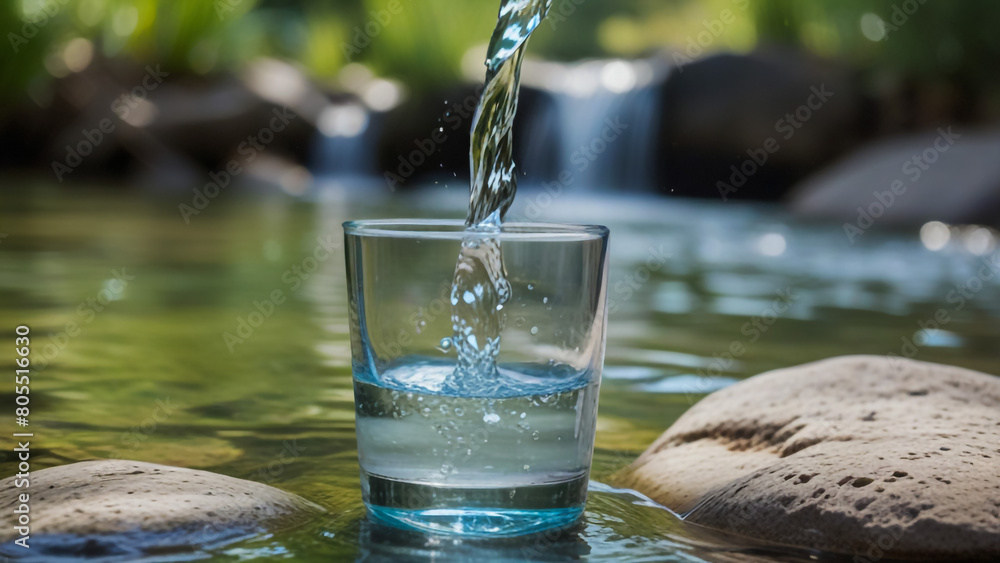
top-left (0, 460), bottom-right (323, 552)
top-left (789, 128), bottom-right (1000, 227)
top-left (620, 355), bottom-right (1000, 561)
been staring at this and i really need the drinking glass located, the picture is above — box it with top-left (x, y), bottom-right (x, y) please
top-left (343, 219), bottom-right (610, 537)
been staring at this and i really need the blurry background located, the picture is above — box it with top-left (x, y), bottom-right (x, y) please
top-left (2, 3), bottom-right (1000, 560)
top-left (2, 0), bottom-right (1000, 219)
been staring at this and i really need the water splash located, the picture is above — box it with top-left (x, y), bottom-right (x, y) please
top-left (449, 230), bottom-right (512, 387)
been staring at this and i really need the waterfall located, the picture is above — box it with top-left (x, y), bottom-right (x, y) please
top-left (310, 102), bottom-right (381, 179)
top-left (520, 58), bottom-right (669, 192)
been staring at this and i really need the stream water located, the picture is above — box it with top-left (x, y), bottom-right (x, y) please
top-left (2, 186), bottom-right (999, 561)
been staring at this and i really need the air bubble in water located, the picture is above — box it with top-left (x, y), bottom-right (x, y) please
top-left (527, 284), bottom-right (534, 290)
top-left (441, 463), bottom-right (455, 475)
top-left (532, 431), bottom-right (540, 440)
top-left (483, 412), bottom-right (500, 424)
top-left (530, 326), bottom-right (539, 335)
top-left (543, 297), bottom-right (548, 304)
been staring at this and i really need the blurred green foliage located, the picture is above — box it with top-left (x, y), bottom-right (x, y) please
top-left (1, 0), bottom-right (999, 100)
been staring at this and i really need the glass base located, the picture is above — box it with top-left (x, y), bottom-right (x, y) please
top-left (362, 470), bottom-right (588, 537)
top-left (366, 504), bottom-right (585, 537)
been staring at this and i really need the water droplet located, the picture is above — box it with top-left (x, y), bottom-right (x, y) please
top-left (530, 326), bottom-right (539, 335)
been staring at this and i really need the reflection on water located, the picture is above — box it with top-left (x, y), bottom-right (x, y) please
top-left (0, 186), bottom-right (998, 561)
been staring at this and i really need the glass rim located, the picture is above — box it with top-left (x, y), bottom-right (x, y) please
top-left (343, 219), bottom-right (609, 241)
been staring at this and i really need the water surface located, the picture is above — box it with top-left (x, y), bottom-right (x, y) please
top-left (1, 186), bottom-right (998, 561)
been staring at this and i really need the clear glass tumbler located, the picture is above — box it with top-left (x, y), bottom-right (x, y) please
top-left (343, 220), bottom-right (610, 537)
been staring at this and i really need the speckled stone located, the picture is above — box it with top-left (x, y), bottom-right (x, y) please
top-left (0, 460), bottom-right (323, 544)
top-left (620, 355), bottom-right (1000, 561)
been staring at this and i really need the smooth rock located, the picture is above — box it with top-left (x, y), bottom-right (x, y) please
top-left (788, 128), bottom-right (1000, 226)
top-left (656, 48), bottom-right (869, 200)
top-left (619, 355), bottom-right (1000, 561)
top-left (0, 460), bottom-right (323, 552)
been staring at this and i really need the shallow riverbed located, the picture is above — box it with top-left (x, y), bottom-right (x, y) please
top-left (1, 184), bottom-right (998, 561)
